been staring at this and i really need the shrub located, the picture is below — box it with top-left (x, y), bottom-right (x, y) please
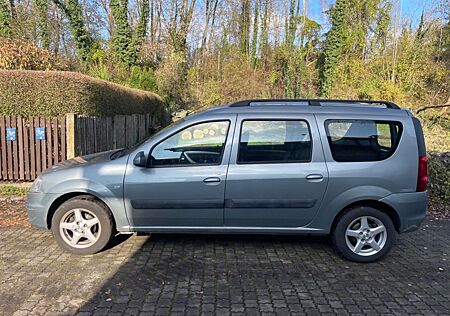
top-left (0, 70), bottom-right (170, 124)
top-left (0, 39), bottom-right (70, 70)
top-left (129, 66), bottom-right (158, 92)
top-left (428, 152), bottom-right (450, 215)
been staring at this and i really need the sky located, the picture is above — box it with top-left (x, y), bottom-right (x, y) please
top-left (307, 0), bottom-right (442, 30)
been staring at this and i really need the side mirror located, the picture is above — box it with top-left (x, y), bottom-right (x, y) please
top-left (133, 151), bottom-right (147, 167)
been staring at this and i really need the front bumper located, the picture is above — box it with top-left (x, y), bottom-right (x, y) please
top-left (380, 191), bottom-right (428, 233)
top-left (26, 192), bottom-right (60, 229)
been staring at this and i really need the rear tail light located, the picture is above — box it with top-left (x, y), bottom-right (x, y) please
top-left (416, 156), bottom-right (428, 192)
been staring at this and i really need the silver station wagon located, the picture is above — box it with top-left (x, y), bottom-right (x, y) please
top-left (27, 99), bottom-right (428, 262)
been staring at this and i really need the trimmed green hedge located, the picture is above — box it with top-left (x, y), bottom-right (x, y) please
top-left (0, 70), bottom-right (169, 121)
top-left (428, 152), bottom-right (450, 214)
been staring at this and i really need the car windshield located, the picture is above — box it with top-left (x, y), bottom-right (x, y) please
top-left (110, 118), bottom-right (186, 160)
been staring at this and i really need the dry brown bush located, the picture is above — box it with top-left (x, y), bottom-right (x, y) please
top-left (0, 39), bottom-right (70, 71)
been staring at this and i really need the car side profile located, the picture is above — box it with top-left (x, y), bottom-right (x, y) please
top-left (27, 99), bottom-right (428, 262)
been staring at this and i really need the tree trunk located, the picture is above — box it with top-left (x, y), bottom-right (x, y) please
top-left (251, 0), bottom-right (259, 67)
top-left (239, 0), bottom-right (250, 55)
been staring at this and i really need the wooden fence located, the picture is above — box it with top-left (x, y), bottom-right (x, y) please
top-left (0, 113), bottom-right (165, 181)
top-left (0, 116), bottom-right (66, 181)
top-left (72, 114), bottom-right (159, 156)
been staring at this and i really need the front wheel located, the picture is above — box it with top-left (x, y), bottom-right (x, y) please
top-left (51, 196), bottom-right (114, 255)
top-left (332, 206), bottom-right (396, 262)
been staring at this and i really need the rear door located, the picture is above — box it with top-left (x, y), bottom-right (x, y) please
top-left (224, 113), bottom-right (329, 228)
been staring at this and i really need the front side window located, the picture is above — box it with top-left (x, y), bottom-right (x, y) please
top-left (150, 121), bottom-right (230, 166)
top-left (325, 120), bottom-right (402, 162)
top-left (238, 120), bottom-right (312, 164)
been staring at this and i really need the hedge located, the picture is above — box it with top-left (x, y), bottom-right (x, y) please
top-left (0, 70), bottom-right (169, 121)
top-left (428, 152), bottom-right (450, 216)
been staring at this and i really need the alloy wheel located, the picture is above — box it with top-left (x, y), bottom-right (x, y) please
top-left (345, 216), bottom-right (387, 256)
top-left (59, 208), bottom-right (101, 249)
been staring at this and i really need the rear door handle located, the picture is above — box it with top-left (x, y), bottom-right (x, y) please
top-left (203, 177), bottom-right (221, 184)
top-left (306, 174), bottom-right (323, 181)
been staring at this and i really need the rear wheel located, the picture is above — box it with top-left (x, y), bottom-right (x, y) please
top-left (332, 206), bottom-right (396, 262)
top-left (51, 196), bottom-right (114, 255)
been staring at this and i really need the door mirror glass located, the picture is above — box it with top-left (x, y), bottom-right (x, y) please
top-left (133, 151), bottom-right (147, 167)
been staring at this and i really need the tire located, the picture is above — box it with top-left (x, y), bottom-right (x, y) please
top-left (51, 195), bottom-right (114, 255)
top-left (332, 206), bottom-right (396, 263)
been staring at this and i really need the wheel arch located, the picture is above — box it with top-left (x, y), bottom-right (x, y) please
top-left (331, 200), bottom-right (401, 233)
top-left (46, 192), bottom-right (116, 229)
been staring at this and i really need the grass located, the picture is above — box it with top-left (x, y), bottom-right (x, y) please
top-left (0, 185), bottom-right (29, 196)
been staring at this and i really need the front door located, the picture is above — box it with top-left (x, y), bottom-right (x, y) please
top-left (124, 118), bottom-right (235, 228)
top-left (224, 114), bottom-right (328, 228)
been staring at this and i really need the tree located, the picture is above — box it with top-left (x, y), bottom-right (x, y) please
top-left (110, 0), bottom-right (130, 64)
top-left (52, 0), bottom-right (93, 62)
top-left (130, 0), bottom-right (149, 64)
top-left (109, 0), bottom-right (150, 66)
top-left (250, 0), bottom-right (259, 67)
top-left (35, 0), bottom-right (50, 48)
top-left (200, 0), bottom-right (218, 57)
top-left (260, 0), bottom-right (269, 59)
top-left (166, 0), bottom-right (196, 56)
top-left (0, 0), bottom-right (12, 38)
top-left (286, 0), bottom-right (296, 48)
top-left (239, 0), bottom-right (251, 55)
top-left (319, 0), bottom-right (347, 97)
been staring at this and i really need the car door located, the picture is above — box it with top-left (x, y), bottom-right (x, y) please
top-left (124, 115), bottom-right (236, 228)
top-left (224, 113), bottom-right (329, 228)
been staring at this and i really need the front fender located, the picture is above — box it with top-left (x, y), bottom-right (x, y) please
top-left (44, 179), bottom-right (130, 231)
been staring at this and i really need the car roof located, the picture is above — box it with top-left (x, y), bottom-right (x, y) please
top-left (191, 99), bottom-right (411, 118)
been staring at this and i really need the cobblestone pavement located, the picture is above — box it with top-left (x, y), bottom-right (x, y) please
top-left (0, 219), bottom-right (449, 316)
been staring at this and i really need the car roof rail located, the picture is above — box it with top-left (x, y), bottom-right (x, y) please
top-left (229, 99), bottom-right (401, 109)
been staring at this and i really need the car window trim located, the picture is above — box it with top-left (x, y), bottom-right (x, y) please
top-left (147, 119), bottom-right (232, 168)
top-left (236, 118), bottom-right (313, 165)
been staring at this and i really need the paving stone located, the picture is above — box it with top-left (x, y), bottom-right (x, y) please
top-left (0, 220), bottom-right (448, 315)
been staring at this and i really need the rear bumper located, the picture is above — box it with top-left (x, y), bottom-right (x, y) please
top-left (379, 191), bottom-right (428, 233)
top-left (26, 192), bottom-right (59, 229)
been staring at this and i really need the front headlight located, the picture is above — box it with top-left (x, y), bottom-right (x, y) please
top-left (29, 177), bottom-right (43, 193)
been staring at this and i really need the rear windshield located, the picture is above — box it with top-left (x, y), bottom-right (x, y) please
top-left (325, 120), bottom-right (402, 162)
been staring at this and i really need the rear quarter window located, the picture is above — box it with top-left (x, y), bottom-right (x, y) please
top-left (325, 120), bottom-right (402, 162)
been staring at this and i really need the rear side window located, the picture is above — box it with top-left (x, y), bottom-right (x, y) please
top-left (325, 120), bottom-right (402, 162)
top-left (238, 120), bottom-right (312, 164)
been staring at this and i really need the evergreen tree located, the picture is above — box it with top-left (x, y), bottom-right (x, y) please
top-left (286, 0), bottom-right (296, 48)
top-left (319, 0), bottom-right (347, 97)
top-left (111, 0), bottom-right (149, 66)
top-left (110, 0), bottom-right (131, 64)
top-left (53, 0), bottom-right (92, 62)
top-left (0, 0), bottom-right (12, 38)
top-left (35, 0), bottom-right (50, 49)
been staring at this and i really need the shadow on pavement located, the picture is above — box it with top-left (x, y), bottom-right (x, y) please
top-left (76, 224), bottom-right (450, 315)
top-left (77, 233), bottom-right (336, 315)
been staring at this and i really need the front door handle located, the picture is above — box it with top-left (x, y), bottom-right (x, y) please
top-left (203, 177), bottom-right (221, 184)
top-left (306, 174), bottom-right (323, 181)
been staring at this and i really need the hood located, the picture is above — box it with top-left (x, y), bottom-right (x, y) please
top-left (44, 149), bottom-right (123, 173)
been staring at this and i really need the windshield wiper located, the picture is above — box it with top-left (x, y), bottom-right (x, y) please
top-left (110, 148), bottom-right (128, 160)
